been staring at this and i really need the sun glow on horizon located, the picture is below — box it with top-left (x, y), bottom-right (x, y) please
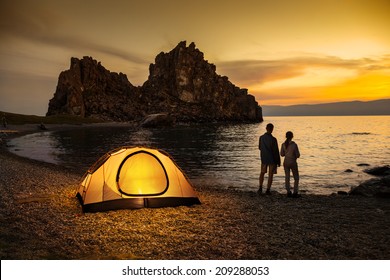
top-left (247, 54), bottom-right (390, 106)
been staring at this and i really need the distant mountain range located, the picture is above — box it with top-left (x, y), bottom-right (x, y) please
top-left (262, 99), bottom-right (390, 116)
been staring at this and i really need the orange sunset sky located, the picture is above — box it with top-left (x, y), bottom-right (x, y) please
top-left (1, 0), bottom-right (389, 115)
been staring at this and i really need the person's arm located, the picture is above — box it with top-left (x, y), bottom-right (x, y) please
top-left (295, 143), bottom-right (300, 159)
top-left (259, 136), bottom-right (262, 150)
top-left (280, 143), bottom-right (285, 157)
top-left (273, 138), bottom-right (281, 166)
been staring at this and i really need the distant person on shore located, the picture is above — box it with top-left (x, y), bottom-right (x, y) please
top-left (281, 131), bottom-right (300, 198)
top-left (258, 123), bottom-right (280, 195)
top-left (38, 123), bottom-right (47, 130)
top-left (2, 114), bottom-right (7, 128)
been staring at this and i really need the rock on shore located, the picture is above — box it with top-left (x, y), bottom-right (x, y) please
top-left (47, 41), bottom-right (263, 123)
top-left (140, 113), bottom-right (175, 128)
top-left (349, 166), bottom-right (390, 198)
top-left (363, 165), bottom-right (390, 176)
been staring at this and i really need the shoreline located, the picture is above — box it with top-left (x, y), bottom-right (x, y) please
top-left (0, 122), bottom-right (136, 168)
top-left (2, 122), bottom-right (381, 197)
top-left (1, 121), bottom-right (136, 135)
top-left (1, 142), bottom-right (389, 259)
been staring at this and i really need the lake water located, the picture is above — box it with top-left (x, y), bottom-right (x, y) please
top-left (8, 116), bottom-right (390, 195)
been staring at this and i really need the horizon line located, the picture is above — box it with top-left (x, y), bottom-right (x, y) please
top-left (261, 98), bottom-right (390, 107)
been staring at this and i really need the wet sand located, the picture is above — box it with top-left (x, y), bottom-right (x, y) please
top-left (0, 125), bottom-right (389, 259)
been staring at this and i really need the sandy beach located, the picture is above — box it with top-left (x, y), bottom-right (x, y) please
top-left (1, 126), bottom-right (389, 260)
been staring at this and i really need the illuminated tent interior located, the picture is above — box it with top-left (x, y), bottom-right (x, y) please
top-left (77, 147), bottom-right (201, 212)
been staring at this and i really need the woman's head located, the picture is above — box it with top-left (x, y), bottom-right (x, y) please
top-left (286, 131), bottom-right (294, 140)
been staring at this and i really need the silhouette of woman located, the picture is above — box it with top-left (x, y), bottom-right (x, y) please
top-left (280, 131), bottom-right (300, 197)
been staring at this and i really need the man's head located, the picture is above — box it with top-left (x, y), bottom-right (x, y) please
top-left (266, 123), bottom-right (274, 133)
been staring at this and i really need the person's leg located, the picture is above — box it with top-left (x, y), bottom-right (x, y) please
top-left (266, 173), bottom-right (273, 193)
top-left (284, 165), bottom-right (292, 196)
top-left (292, 163), bottom-right (299, 195)
top-left (259, 171), bottom-right (265, 193)
top-left (258, 164), bottom-right (267, 194)
top-left (266, 164), bottom-right (275, 193)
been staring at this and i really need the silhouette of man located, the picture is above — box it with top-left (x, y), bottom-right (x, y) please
top-left (258, 123), bottom-right (280, 195)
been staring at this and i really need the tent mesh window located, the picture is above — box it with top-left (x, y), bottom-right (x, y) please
top-left (116, 150), bottom-right (169, 196)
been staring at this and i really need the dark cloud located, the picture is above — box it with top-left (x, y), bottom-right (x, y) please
top-left (0, 1), bottom-right (148, 65)
top-left (43, 35), bottom-right (150, 65)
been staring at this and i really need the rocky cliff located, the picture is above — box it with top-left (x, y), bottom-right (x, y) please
top-left (47, 41), bottom-right (263, 123)
top-left (46, 57), bottom-right (144, 121)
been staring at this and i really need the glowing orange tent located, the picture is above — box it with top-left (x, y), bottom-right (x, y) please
top-left (77, 147), bottom-right (201, 212)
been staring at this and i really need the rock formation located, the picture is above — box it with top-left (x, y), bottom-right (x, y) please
top-left (349, 165), bottom-right (390, 198)
top-left (363, 166), bottom-right (390, 176)
top-left (141, 41), bottom-right (262, 122)
top-left (349, 176), bottom-right (390, 198)
top-left (47, 41), bottom-right (263, 123)
top-left (47, 57), bottom-right (143, 121)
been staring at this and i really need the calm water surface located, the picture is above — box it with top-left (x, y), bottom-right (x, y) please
top-left (8, 116), bottom-right (390, 195)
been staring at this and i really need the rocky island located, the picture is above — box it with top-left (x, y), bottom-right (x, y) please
top-left (47, 41), bottom-right (263, 123)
